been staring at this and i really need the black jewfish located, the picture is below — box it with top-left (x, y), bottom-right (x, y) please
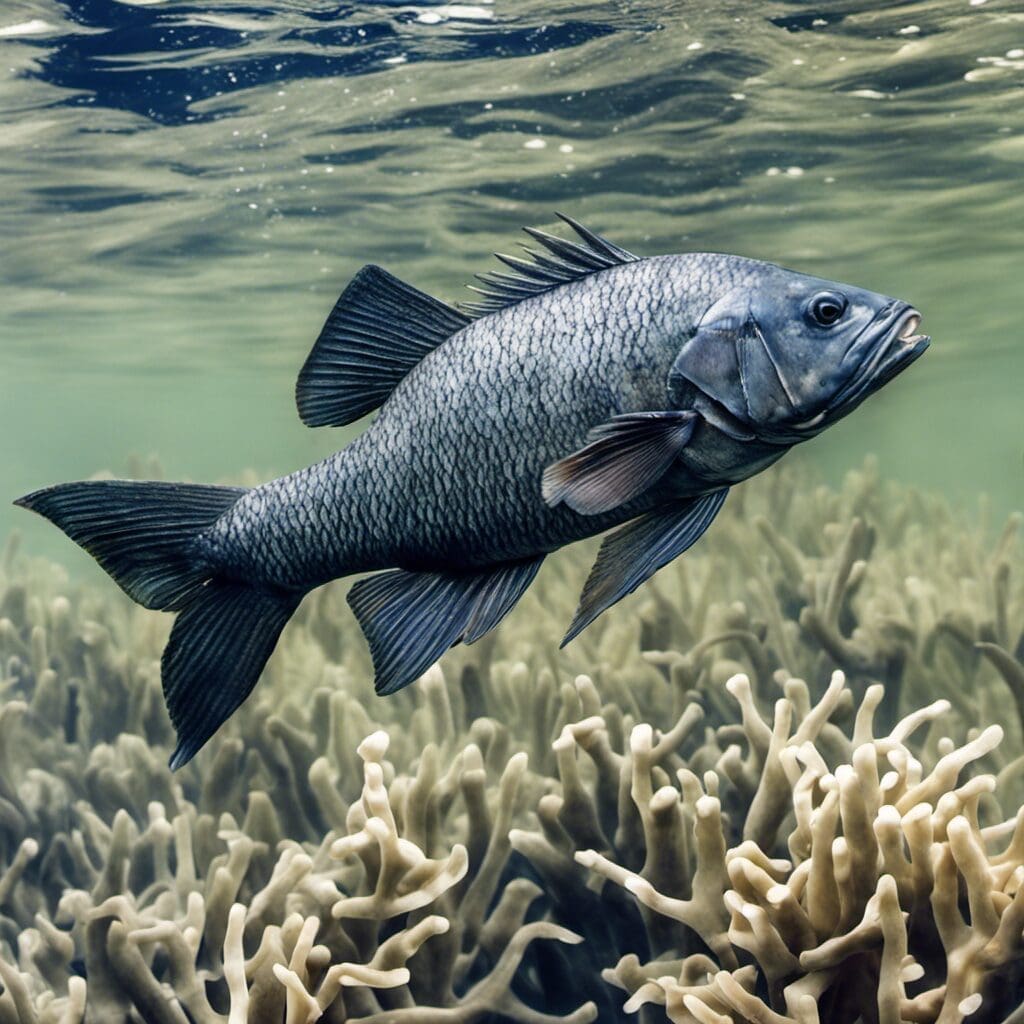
top-left (16, 217), bottom-right (929, 768)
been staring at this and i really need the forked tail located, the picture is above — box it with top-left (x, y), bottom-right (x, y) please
top-left (15, 480), bottom-right (302, 769)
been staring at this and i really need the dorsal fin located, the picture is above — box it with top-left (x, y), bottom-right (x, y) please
top-left (462, 213), bottom-right (639, 316)
top-left (296, 265), bottom-right (472, 428)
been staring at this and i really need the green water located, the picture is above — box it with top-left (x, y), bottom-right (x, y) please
top-left (1, 0), bottom-right (1022, 570)
top-left (2, 6), bottom-right (1024, 1020)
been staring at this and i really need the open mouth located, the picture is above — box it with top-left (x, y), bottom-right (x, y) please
top-left (884, 307), bottom-right (930, 372)
top-left (837, 305), bottom-right (930, 410)
top-left (897, 310), bottom-right (926, 345)
top-left (788, 305), bottom-right (930, 435)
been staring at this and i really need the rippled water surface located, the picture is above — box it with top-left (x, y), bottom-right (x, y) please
top-left (1, 0), bottom-right (1022, 556)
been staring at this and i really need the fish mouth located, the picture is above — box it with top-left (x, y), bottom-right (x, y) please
top-left (895, 308), bottom-right (928, 347)
top-left (846, 303), bottom-right (929, 401)
top-left (793, 303), bottom-right (930, 431)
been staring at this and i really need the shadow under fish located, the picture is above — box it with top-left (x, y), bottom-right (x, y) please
top-left (15, 216), bottom-right (930, 769)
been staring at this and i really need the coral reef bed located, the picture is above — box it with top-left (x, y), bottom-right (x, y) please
top-left (1, 459), bottom-right (1022, 1024)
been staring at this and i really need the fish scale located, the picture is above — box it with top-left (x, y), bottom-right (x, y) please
top-left (16, 218), bottom-right (928, 768)
top-left (209, 259), bottom-right (682, 582)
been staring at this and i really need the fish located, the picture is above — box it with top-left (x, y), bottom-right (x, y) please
top-left (15, 216), bottom-right (930, 769)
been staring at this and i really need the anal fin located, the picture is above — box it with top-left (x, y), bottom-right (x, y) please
top-left (562, 488), bottom-right (728, 646)
top-left (347, 556), bottom-right (544, 696)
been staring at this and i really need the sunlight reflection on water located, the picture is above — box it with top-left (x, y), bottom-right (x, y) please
top-left (1, 0), bottom-right (1021, 549)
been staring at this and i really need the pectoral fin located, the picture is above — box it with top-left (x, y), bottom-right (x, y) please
top-left (347, 556), bottom-right (544, 696)
top-left (542, 411), bottom-right (698, 516)
top-left (561, 488), bottom-right (728, 646)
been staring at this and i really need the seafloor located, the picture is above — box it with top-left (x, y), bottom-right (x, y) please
top-left (1, 458), bottom-right (1023, 1024)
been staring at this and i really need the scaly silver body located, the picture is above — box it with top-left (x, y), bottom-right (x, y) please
top-left (202, 254), bottom-right (779, 588)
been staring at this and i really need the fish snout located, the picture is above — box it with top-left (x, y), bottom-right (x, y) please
top-left (812, 301), bottom-right (930, 432)
top-left (896, 307), bottom-right (928, 346)
top-left (875, 304), bottom-right (930, 385)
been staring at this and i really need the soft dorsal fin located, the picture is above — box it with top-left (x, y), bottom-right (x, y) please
top-left (462, 213), bottom-right (639, 316)
top-left (296, 265), bottom-right (472, 428)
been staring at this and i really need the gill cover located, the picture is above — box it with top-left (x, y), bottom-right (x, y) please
top-left (667, 274), bottom-right (904, 440)
top-left (668, 290), bottom-right (798, 432)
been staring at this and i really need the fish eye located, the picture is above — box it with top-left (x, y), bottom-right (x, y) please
top-left (807, 292), bottom-right (847, 328)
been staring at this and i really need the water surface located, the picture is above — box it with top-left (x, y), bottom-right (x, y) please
top-left (2, 0), bottom-right (1022, 563)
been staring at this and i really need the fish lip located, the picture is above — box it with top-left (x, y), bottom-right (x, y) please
top-left (783, 304), bottom-right (928, 435)
top-left (897, 310), bottom-right (923, 342)
top-left (866, 304), bottom-right (930, 377)
top-left (827, 303), bottom-right (929, 417)
top-left (870, 316), bottom-right (930, 385)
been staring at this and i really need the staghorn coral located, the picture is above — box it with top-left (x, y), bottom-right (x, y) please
top-left (0, 663), bottom-right (597, 1023)
top-left (1, 459), bottom-right (1022, 1022)
top-left (563, 668), bottom-right (1024, 1022)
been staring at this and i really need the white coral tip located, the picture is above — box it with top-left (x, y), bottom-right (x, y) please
top-left (725, 673), bottom-right (750, 695)
top-left (357, 730), bottom-right (390, 761)
top-left (901, 961), bottom-right (925, 982)
top-left (630, 723), bottom-right (653, 752)
top-left (959, 994), bottom-right (983, 1016)
top-left (876, 804), bottom-right (901, 825)
top-left (695, 795), bottom-right (720, 817)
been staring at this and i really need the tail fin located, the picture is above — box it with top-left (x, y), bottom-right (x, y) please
top-left (162, 581), bottom-right (301, 769)
top-left (14, 480), bottom-right (247, 610)
top-left (15, 480), bottom-right (303, 769)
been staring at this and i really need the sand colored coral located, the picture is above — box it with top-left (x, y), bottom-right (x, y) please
top-left (1, 461), bottom-right (1022, 1022)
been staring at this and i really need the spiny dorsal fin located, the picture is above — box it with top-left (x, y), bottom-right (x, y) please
top-left (296, 265), bottom-right (472, 428)
top-left (462, 213), bottom-right (639, 316)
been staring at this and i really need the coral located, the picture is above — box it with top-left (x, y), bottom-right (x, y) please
top-left (1, 459), bottom-right (1022, 1022)
top-left (562, 669), bottom-right (1024, 1022)
top-left (0, 663), bottom-right (596, 1023)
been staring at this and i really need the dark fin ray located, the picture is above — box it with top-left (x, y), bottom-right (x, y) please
top-left (555, 212), bottom-right (638, 263)
top-left (164, 582), bottom-right (302, 770)
top-left (296, 265), bottom-right (471, 428)
top-left (521, 227), bottom-right (609, 269)
top-left (561, 489), bottom-right (729, 646)
top-left (463, 557), bottom-right (544, 644)
top-left (347, 570), bottom-right (482, 696)
top-left (348, 557), bottom-right (544, 695)
top-left (13, 480), bottom-right (246, 610)
top-left (542, 411), bottom-right (697, 516)
top-left (461, 214), bottom-right (639, 316)
top-left (492, 252), bottom-right (566, 284)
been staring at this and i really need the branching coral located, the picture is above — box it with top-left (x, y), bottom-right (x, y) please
top-left (0, 556), bottom-right (577, 1020)
top-left (0, 686), bottom-right (597, 1023)
top-left (561, 669), bottom-right (1024, 1022)
top-left (1, 460), bottom-right (1022, 1023)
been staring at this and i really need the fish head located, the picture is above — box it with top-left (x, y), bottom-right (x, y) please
top-left (668, 262), bottom-right (930, 444)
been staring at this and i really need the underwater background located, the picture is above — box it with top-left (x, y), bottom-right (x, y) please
top-left (3, 0), bottom-right (1023, 549)
top-left (1, 1), bottom-right (1023, 1023)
